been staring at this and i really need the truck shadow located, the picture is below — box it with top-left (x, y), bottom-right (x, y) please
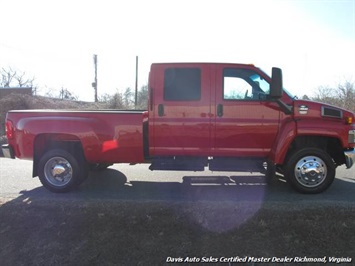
top-left (75, 169), bottom-right (289, 202)
top-left (13, 167), bottom-right (355, 204)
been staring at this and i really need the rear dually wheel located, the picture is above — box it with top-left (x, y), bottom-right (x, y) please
top-left (38, 149), bottom-right (88, 193)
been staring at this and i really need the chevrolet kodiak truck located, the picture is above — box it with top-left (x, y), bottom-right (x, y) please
top-left (2, 63), bottom-right (355, 194)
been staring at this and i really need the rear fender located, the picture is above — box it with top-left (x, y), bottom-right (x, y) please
top-left (16, 116), bottom-right (102, 160)
top-left (33, 136), bottom-right (84, 177)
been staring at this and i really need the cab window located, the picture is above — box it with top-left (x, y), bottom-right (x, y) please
top-left (223, 68), bottom-right (270, 100)
top-left (164, 68), bottom-right (201, 101)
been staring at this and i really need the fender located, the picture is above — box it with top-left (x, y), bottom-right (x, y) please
top-left (15, 116), bottom-right (102, 161)
top-left (270, 118), bottom-right (296, 164)
top-left (270, 118), bottom-right (348, 165)
top-left (296, 119), bottom-right (348, 147)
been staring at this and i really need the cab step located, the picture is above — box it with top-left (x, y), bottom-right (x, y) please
top-left (149, 157), bottom-right (206, 171)
top-left (209, 157), bottom-right (265, 172)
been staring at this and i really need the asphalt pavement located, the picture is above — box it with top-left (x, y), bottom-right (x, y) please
top-left (0, 157), bottom-right (354, 205)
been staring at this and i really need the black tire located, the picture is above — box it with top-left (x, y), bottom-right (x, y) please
top-left (284, 148), bottom-right (335, 194)
top-left (38, 149), bottom-right (88, 193)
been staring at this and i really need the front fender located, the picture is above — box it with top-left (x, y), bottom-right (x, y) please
top-left (296, 119), bottom-right (349, 148)
top-left (271, 118), bottom-right (349, 165)
top-left (270, 119), bottom-right (297, 164)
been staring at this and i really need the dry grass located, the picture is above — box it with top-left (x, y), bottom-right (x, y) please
top-left (0, 93), bottom-right (106, 135)
top-left (0, 200), bottom-right (354, 266)
top-left (0, 93), bottom-right (106, 156)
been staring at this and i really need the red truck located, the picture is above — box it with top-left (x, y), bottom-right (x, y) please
top-left (2, 63), bottom-right (355, 194)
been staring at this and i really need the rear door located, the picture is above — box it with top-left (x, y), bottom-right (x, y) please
top-left (149, 63), bottom-right (212, 156)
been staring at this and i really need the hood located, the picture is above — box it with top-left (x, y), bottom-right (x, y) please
top-left (293, 99), bottom-right (355, 123)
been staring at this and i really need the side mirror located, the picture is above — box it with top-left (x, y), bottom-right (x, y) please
top-left (270, 67), bottom-right (292, 115)
top-left (270, 67), bottom-right (283, 99)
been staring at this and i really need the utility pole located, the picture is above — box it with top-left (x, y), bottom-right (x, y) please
top-left (135, 55), bottom-right (138, 108)
top-left (92, 54), bottom-right (98, 102)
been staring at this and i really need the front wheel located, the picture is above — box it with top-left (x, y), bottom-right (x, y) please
top-left (38, 149), bottom-right (88, 193)
top-left (284, 148), bottom-right (335, 194)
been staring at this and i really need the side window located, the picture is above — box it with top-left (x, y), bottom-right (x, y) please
top-left (223, 68), bottom-right (270, 100)
top-left (164, 68), bottom-right (201, 101)
top-left (224, 76), bottom-right (252, 99)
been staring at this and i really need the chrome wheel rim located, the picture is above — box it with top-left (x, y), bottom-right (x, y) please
top-left (44, 157), bottom-right (73, 187)
top-left (294, 156), bottom-right (327, 188)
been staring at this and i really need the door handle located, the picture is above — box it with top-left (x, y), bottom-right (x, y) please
top-left (158, 104), bottom-right (164, 116)
top-left (217, 104), bottom-right (223, 117)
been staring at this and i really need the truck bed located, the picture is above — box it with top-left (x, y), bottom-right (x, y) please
top-left (6, 109), bottom-right (148, 163)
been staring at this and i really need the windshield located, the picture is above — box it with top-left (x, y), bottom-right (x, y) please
top-left (257, 67), bottom-right (296, 100)
top-left (283, 87), bottom-right (297, 99)
top-left (249, 73), bottom-right (270, 94)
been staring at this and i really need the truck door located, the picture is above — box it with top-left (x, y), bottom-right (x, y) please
top-left (149, 63), bottom-right (212, 156)
top-left (213, 65), bottom-right (281, 157)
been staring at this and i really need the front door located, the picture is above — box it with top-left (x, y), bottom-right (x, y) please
top-left (213, 64), bottom-right (281, 157)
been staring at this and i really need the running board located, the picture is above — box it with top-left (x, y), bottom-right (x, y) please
top-left (149, 157), bottom-right (267, 172)
top-left (149, 157), bottom-right (206, 171)
top-left (209, 158), bottom-right (265, 172)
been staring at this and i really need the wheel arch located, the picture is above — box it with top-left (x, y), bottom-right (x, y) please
top-left (283, 135), bottom-right (345, 167)
top-left (33, 134), bottom-right (85, 177)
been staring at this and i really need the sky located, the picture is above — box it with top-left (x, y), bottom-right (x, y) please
top-left (0, 0), bottom-right (354, 101)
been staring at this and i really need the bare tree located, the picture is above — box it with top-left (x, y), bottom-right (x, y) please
top-left (1, 67), bottom-right (16, 87)
top-left (335, 81), bottom-right (355, 111)
top-left (98, 85), bottom-right (149, 110)
top-left (136, 85), bottom-right (148, 109)
top-left (98, 93), bottom-right (113, 103)
top-left (123, 85), bottom-right (148, 109)
top-left (59, 87), bottom-right (78, 101)
top-left (123, 87), bottom-right (134, 108)
top-left (16, 71), bottom-right (35, 88)
top-left (1, 67), bottom-right (34, 88)
top-left (108, 91), bottom-right (124, 109)
top-left (313, 81), bottom-right (355, 112)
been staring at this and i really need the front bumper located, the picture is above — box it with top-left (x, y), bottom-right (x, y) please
top-left (344, 149), bottom-right (355, 169)
top-left (1, 144), bottom-right (15, 159)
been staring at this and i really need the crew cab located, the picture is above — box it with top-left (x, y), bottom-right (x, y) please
top-left (2, 63), bottom-right (355, 193)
